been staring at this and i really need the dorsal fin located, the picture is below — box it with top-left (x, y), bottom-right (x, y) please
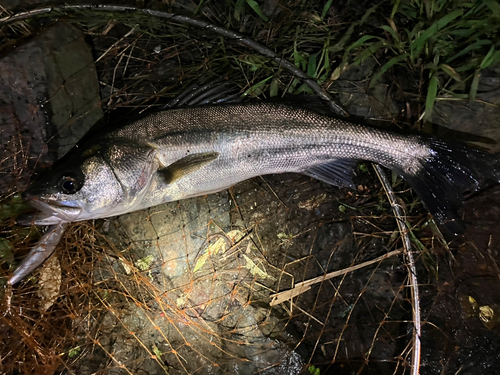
top-left (164, 78), bottom-right (246, 109)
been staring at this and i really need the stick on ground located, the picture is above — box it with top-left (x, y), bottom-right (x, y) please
top-left (269, 248), bottom-right (403, 306)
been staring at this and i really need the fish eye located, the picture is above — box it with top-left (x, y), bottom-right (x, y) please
top-left (59, 175), bottom-right (81, 194)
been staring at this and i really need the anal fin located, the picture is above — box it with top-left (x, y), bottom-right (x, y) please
top-left (302, 159), bottom-right (358, 188)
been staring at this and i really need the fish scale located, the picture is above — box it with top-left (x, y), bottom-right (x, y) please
top-left (11, 101), bottom-right (500, 284)
top-left (25, 102), bottom-right (491, 222)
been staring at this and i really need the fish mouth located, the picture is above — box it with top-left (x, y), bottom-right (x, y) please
top-left (25, 197), bottom-right (82, 223)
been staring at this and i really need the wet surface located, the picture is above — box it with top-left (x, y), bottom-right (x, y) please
top-left (418, 186), bottom-right (500, 374)
top-left (0, 21), bottom-right (102, 194)
top-left (62, 168), bottom-right (415, 374)
top-left (431, 65), bottom-right (500, 152)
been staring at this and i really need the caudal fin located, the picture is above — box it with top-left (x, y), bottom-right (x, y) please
top-left (399, 139), bottom-right (500, 234)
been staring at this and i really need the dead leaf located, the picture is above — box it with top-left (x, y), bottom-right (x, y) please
top-left (243, 255), bottom-right (275, 281)
top-left (194, 230), bottom-right (244, 272)
top-left (298, 193), bottom-right (327, 210)
top-left (38, 255), bottom-right (61, 311)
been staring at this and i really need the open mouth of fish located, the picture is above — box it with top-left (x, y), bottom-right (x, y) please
top-left (19, 197), bottom-right (82, 225)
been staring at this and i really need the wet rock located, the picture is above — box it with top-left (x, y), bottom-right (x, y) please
top-left (333, 59), bottom-right (401, 120)
top-left (430, 64), bottom-right (500, 152)
top-left (0, 22), bottom-right (102, 194)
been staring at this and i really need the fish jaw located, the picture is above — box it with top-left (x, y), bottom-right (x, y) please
top-left (9, 223), bottom-right (68, 285)
top-left (22, 197), bottom-right (82, 225)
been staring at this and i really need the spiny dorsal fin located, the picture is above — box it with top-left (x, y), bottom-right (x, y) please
top-left (159, 152), bottom-right (220, 184)
top-left (302, 159), bottom-right (358, 188)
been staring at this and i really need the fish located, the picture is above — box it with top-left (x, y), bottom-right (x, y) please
top-left (10, 101), bottom-right (500, 284)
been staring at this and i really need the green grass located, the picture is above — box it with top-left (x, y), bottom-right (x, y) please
top-left (339, 0), bottom-right (500, 121)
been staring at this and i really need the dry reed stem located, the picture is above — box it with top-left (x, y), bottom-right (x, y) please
top-left (269, 248), bottom-right (403, 305)
top-left (373, 164), bottom-right (421, 375)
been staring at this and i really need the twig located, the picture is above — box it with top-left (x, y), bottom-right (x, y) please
top-left (269, 248), bottom-right (403, 306)
top-left (258, 176), bottom-right (287, 208)
top-left (373, 164), bottom-right (421, 375)
top-left (0, 4), bottom-right (348, 117)
top-left (95, 24), bottom-right (137, 63)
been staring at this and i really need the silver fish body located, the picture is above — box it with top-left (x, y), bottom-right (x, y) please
top-left (24, 102), bottom-right (431, 222)
top-left (12, 101), bottom-right (499, 285)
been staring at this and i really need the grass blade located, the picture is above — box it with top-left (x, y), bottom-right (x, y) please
top-left (347, 35), bottom-right (378, 52)
top-left (485, 0), bottom-right (500, 17)
top-left (360, 2), bottom-right (381, 25)
top-left (234, 0), bottom-right (245, 21)
top-left (438, 63), bottom-right (461, 81)
top-left (244, 76), bottom-right (272, 96)
top-left (270, 78), bottom-right (279, 97)
top-left (380, 24), bottom-right (400, 43)
top-left (412, 9), bottom-right (463, 59)
top-left (370, 53), bottom-right (409, 88)
top-left (480, 46), bottom-right (496, 69)
top-left (469, 70), bottom-right (479, 104)
top-left (330, 22), bottom-right (357, 53)
top-left (193, 0), bottom-right (204, 15)
top-left (436, 9), bottom-right (463, 29)
top-left (329, 3), bottom-right (381, 53)
top-left (245, 0), bottom-right (269, 22)
top-left (446, 39), bottom-right (492, 64)
top-left (424, 73), bottom-right (439, 121)
top-left (330, 61), bottom-right (348, 81)
top-left (390, 0), bottom-right (400, 19)
top-left (323, 40), bottom-right (331, 73)
top-left (354, 40), bottom-right (386, 64)
top-left (308, 52), bottom-right (318, 77)
top-left (293, 46), bottom-right (306, 71)
top-left (381, 53), bottom-right (409, 72)
top-left (321, 0), bottom-right (333, 20)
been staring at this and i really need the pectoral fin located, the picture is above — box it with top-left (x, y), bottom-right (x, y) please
top-left (159, 152), bottom-right (220, 184)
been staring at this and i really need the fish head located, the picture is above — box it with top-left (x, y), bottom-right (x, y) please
top-left (23, 140), bottom-right (158, 225)
top-left (23, 153), bottom-right (124, 224)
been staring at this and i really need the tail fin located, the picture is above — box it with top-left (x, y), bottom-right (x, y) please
top-left (397, 139), bottom-right (500, 234)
